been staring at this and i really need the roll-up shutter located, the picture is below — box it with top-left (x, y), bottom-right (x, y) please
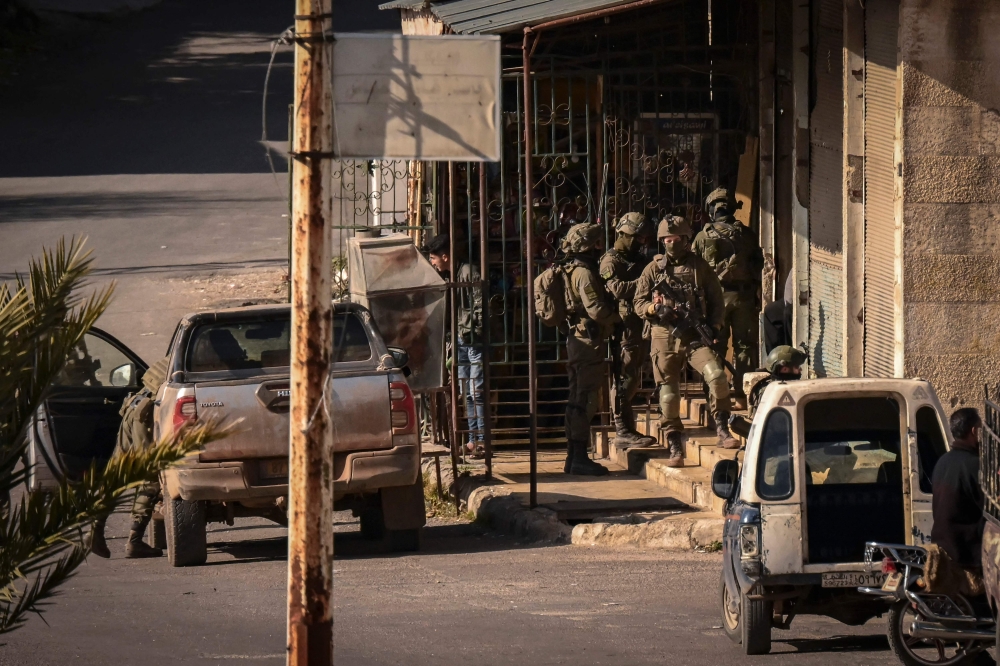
top-left (808, 0), bottom-right (845, 377)
top-left (863, 0), bottom-right (899, 378)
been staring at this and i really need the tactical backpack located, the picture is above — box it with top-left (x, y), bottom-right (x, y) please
top-left (702, 222), bottom-right (755, 284)
top-left (534, 264), bottom-right (578, 328)
top-left (116, 388), bottom-right (155, 455)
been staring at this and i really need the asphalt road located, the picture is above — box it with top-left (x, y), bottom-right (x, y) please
top-left (0, 0), bottom-right (396, 362)
top-left (0, 509), bottom-right (901, 666)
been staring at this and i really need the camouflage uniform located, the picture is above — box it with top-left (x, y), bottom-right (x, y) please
top-left (634, 216), bottom-right (738, 463)
top-left (561, 223), bottom-right (620, 476)
top-left (692, 188), bottom-right (764, 400)
top-left (599, 212), bottom-right (656, 448)
top-left (92, 357), bottom-right (170, 559)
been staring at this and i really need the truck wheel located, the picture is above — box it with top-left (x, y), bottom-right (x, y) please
top-left (151, 517), bottom-right (167, 550)
top-left (720, 576), bottom-right (741, 644)
top-left (887, 599), bottom-right (978, 666)
top-left (359, 506), bottom-right (386, 541)
top-left (741, 588), bottom-right (772, 655)
top-left (164, 497), bottom-right (207, 567)
top-left (387, 528), bottom-right (420, 553)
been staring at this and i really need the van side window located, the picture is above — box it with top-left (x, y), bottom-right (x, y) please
top-left (756, 408), bottom-right (794, 501)
top-left (915, 406), bottom-right (948, 494)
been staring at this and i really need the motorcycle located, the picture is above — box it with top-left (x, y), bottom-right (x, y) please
top-left (860, 542), bottom-right (995, 666)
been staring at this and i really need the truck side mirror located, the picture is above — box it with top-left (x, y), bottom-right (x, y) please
top-left (387, 346), bottom-right (410, 375)
top-left (712, 459), bottom-right (740, 500)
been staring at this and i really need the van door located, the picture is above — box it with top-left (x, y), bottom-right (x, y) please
top-left (755, 407), bottom-right (805, 575)
top-left (39, 328), bottom-right (148, 480)
top-left (907, 401), bottom-right (950, 546)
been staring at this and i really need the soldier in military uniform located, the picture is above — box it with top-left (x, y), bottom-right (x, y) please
top-left (692, 188), bottom-right (764, 405)
top-left (599, 212), bottom-right (656, 449)
top-left (561, 223), bottom-right (620, 476)
top-left (90, 357), bottom-right (170, 559)
top-left (634, 216), bottom-right (739, 466)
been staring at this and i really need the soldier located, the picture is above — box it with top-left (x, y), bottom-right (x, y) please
top-left (692, 188), bottom-right (764, 406)
top-left (561, 223), bottom-right (620, 476)
top-left (730, 345), bottom-right (808, 438)
top-left (90, 357), bottom-right (170, 559)
top-left (634, 215), bottom-right (739, 467)
top-left (599, 212), bottom-right (656, 449)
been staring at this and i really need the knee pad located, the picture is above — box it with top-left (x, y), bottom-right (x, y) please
top-left (702, 360), bottom-right (730, 397)
top-left (658, 382), bottom-right (680, 418)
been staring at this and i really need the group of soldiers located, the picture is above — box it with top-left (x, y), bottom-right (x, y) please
top-left (558, 188), bottom-right (765, 476)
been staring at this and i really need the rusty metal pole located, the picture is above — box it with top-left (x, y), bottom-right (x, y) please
top-left (522, 29), bottom-right (538, 509)
top-left (447, 162), bottom-right (461, 512)
top-left (479, 164), bottom-right (493, 479)
top-left (287, 1), bottom-right (333, 665)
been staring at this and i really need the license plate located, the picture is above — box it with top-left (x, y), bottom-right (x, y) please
top-left (821, 572), bottom-right (887, 588)
top-left (260, 459), bottom-right (289, 479)
top-left (882, 572), bottom-right (903, 592)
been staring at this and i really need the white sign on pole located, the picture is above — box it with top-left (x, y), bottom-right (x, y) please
top-left (332, 33), bottom-right (501, 161)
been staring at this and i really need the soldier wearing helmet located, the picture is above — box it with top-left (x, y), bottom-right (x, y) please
top-left (633, 214), bottom-right (738, 464)
top-left (745, 345), bottom-right (807, 419)
top-left (692, 187), bottom-right (764, 407)
top-left (560, 223), bottom-right (620, 476)
top-left (599, 212), bottom-right (657, 449)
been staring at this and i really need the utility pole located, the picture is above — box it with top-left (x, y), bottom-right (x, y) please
top-left (287, 0), bottom-right (334, 665)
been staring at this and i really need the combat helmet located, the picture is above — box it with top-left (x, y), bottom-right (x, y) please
top-left (656, 215), bottom-right (692, 240)
top-left (615, 212), bottom-right (650, 237)
top-left (705, 187), bottom-right (731, 214)
top-left (561, 222), bottom-right (603, 254)
top-left (765, 345), bottom-right (808, 376)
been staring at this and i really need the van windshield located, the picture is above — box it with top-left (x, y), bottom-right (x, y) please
top-left (803, 397), bottom-right (902, 486)
top-left (186, 313), bottom-right (371, 372)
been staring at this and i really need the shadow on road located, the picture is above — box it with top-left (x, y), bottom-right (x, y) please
top-left (779, 634), bottom-right (889, 654)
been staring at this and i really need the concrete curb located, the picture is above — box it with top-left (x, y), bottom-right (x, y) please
top-left (449, 474), bottom-right (571, 544)
top-left (571, 515), bottom-right (724, 551)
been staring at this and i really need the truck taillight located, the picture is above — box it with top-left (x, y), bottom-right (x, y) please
top-left (389, 381), bottom-right (415, 435)
top-left (173, 396), bottom-right (197, 430)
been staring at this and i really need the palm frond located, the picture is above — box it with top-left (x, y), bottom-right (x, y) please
top-left (0, 421), bottom-right (227, 633)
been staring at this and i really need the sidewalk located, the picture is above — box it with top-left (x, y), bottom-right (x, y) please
top-left (446, 392), bottom-right (737, 551)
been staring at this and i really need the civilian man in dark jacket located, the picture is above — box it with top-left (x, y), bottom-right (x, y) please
top-left (931, 407), bottom-right (985, 572)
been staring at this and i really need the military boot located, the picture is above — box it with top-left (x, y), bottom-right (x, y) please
top-left (662, 431), bottom-right (685, 468)
top-left (716, 415), bottom-right (741, 450)
top-left (125, 517), bottom-right (163, 559)
top-left (568, 440), bottom-right (610, 477)
top-left (613, 412), bottom-right (657, 449)
top-left (90, 515), bottom-right (110, 559)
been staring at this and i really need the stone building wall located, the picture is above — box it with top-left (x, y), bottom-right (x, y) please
top-left (900, 0), bottom-right (1000, 409)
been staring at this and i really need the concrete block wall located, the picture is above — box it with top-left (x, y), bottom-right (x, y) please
top-left (900, 0), bottom-right (1000, 409)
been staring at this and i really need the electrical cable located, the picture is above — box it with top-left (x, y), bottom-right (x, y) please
top-left (262, 26), bottom-right (295, 205)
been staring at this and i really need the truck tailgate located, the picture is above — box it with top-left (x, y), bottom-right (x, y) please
top-left (196, 377), bottom-right (290, 461)
top-left (331, 372), bottom-right (393, 452)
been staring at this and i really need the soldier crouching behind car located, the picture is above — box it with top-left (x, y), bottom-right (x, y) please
top-left (633, 215), bottom-right (739, 467)
top-left (91, 357), bottom-right (170, 559)
top-left (561, 223), bottom-right (620, 476)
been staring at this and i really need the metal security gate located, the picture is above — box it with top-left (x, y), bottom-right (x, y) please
top-left (808, 0), bottom-right (845, 377)
top-left (863, 0), bottom-right (900, 378)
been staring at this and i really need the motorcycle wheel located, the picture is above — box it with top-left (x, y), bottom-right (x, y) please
top-left (887, 599), bottom-right (984, 666)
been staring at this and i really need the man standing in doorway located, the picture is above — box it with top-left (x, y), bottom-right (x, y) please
top-left (600, 212), bottom-right (656, 449)
top-left (426, 234), bottom-right (485, 457)
top-left (634, 215), bottom-right (739, 467)
top-left (693, 188), bottom-right (764, 406)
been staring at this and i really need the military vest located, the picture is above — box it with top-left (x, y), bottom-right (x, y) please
top-left (653, 253), bottom-right (706, 318)
top-left (700, 219), bottom-right (756, 286)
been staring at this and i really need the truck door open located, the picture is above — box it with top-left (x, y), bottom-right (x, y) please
top-left (756, 407), bottom-right (805, 575)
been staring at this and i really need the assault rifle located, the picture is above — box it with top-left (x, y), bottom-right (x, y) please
top-left (651, 276), bottom-right (737, 376)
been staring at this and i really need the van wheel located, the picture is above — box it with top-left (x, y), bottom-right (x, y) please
top-left (720, 576), bottom-right (741, 644)
top-left (164, 497), bottom-right (207, 567)
top-left (887, 599), bottom-right (979, 666)
top-left (741, 587), bottom-right (772, 655)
